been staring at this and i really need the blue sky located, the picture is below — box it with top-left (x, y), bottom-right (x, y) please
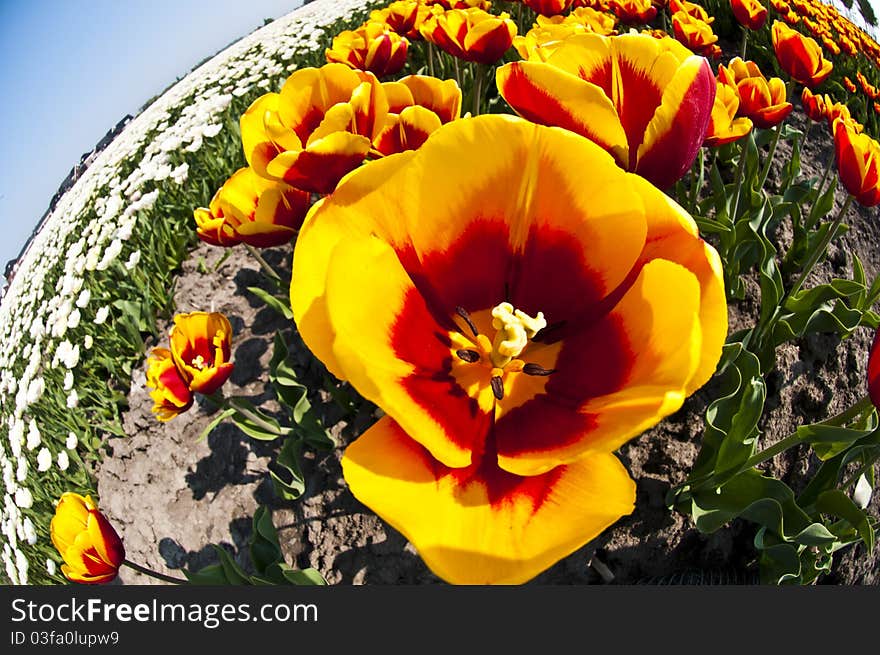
top-left (0, 0), bottom-right (307, 283)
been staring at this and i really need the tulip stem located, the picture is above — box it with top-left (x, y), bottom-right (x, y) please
top-left (244, 244), bottom-right (282, 283)
top-left (472, 64), bottom-right (484, 116)
top-left (123, 559), bottom-right (187, 584)
top-left (757, 123), bottom-right (783, 190)
top-left (688, 148), bottom-right (705, 212)
top-left (427, 42), bottom-right (436, 78)
top-left (788, 194), bottom-right (854, 300)
top-left (740, 30), bottom-right (748, 59)
top-left (729, 136), bottom-right (750, 223)
top-left (818, 394), bottom-right (874, 427)
top-left (805, 151), bottom-right (836, 231)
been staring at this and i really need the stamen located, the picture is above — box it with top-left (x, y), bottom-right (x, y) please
top-left (191, 354), bottom-right (207, 370)
top-left (455, 305), bottom-right (479, 337)
top-left (490, 376), bottom-right (504, 400)
top-left (455, 349), bottom-right (481, 363)
top-left (523, 363), bottom-right (555, 376)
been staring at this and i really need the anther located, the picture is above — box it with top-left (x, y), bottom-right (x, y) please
top-left (455, 305), bottom-right (479, 337)
top-left (490, 376), bottom-right (504, 400)
top-left (455, 349), bottom-right (481, 363)
top-left (523, 363), bottom-right (555, 376)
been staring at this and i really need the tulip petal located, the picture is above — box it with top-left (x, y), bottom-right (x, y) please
top-left (495, 258), bottom-right (702, 475)
top-left (50, 493), bottom-right (90, 554)
top-left (342, 416), bottom-right (636, 584)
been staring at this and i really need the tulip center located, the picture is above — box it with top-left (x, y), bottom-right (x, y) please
top-left (191, 354), bottom-right (207, 370)
top-left (452, 303), bottom-right (553, 402)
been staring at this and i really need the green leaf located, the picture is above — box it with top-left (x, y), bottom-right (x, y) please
top-left (815, 490), bottom-right (875, 552)
top-left (796, 423), bottom-right (876, 461)
top-left (269, 436), bottom-right (306, 500)
top-left (183, 563), bottom-right (229, 585)
top-left (228, 397), bottom-right (288, 441)
top-left (247, 286), bottom-right (293, 320)
top-left (249, 506), bottom-right (284, 576)
top-left (276, 564), bottom-right (328, 586)
top-left (197, 407), bottom-right (235, 442)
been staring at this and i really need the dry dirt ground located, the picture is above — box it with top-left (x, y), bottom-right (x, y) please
top-left (96, 109), bottom-right (880, 586)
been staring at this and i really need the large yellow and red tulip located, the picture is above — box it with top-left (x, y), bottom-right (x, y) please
top-left (169, 312), bottom-right (235, 395)
top-left (326, 21), bottom-right (410, 79)
top-left (669, 0), bottom-right (714, 23)
top-left (194, 167), bottom-right (311, 248)
top-left (290, 115), bottom-right (726, 584)
top-left (496, 32), bottom-right (716, 188)
top-left (671, 11), bottom-right (720, 58)
top-left (730, 0), bottom-right (767, 31)
top-left (521, 0), bottom-right (577, 15)
top-left (705, 82), bottom-right (753, 147)
top-left (375, 75), bottom-right (462, 156)
top-left (718, 58), bottom-right (792, 129)
top-left (240, 64), bottom-right (388, 195)
top-left (834, 117), bottom-right (880, 207)
top-left (146, 347), bottom-right (194, 421)
top-left (370, 0), bottom-right (425, 39)
top-left (420, 6), bottom-right (517, 64)
top-left (50, 493), bottom-right (125, 584)
top-left (770, 20), bottom-right (832, 89)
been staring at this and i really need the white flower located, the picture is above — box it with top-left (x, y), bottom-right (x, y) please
top-left (16, 457), bottom-right (28, 482)
top-left (22, 517), bottom-right (36, 545)
top-left (37, 448), bottom-right (52, 472)
top-left (854, 474), bottom-right (873, 510)
top-left (26, 419), bottom-right (41, 450)
top-left (55, 340), bottom-right (80, 369)
top-left (25, 377), bottom-right (45, 405)
top-left (125, 250), bottom-right (141, 270)
top-left (83, 335), bottom-right (93, 350)
top-left (9, 421), bottom-right (23, 458)
top-left (171, 163), bottom-right (189, 185)
top-left (15, 549), bottom-right (28, 583)
top-left (185, 134), bottom-right (204, 152)
top-left (63, 371), bottom-right (74, 391)
top-left (67, 308), bottom-right (81, 329)
top-left (66, 389), bottom-right (79, 409)
top-left (14, 488), bottom-right (33, 509)
top-left (57, 451), bottom-right (70, 472)
top-left (94, 306), bottom-right (110, 325)
top-left (46, 559), bottom-right (57, 576)
top-left (66, 432), bottom-right (78, 449)
top-left (96, 239), bottom-right (124, 270)
top-left (76, 288), bottom-right (91, 308)
top-left (202, 123), bottom-right (223, 138)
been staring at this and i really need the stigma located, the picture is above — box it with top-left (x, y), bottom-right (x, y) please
top-left (489, 302), bottom-right (546, 368)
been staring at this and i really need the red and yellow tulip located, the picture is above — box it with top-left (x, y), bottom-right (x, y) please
top-left (240, 64), bottom-right (387, 194)
top-left (375, 75), bottom-right (462, 156)
top-left (834, 117), bottom-right (880, 207)
top-left (169, 312), bottom-right (235, 396)
top-left (521, 0), bottom-right (577, 15)
top-left (194, 167), bottom-right (311, 248)
top-left (290, 115), bottom-right (726, 584)
top-left (718, 57), bottom-right (792, 128)
top-left (609, 0), bottom-right (657, 24)
top-left (50, 493), bottom-right (125, 584)
top-left (730, 0), bottom-right (768, 31)
top-left (771, 20), bottom-right (832, 89)
top-left (146, 348), bottom-right (194, 421)
top-left (420, 7), bottom-right (517, 64)
top-left (370, 0), bottom-right (426, 39)
top-left (669, 0), bottom-right (714, 23)
top-left (496, 32), bottom-right (716, 188)
top-left (326, 21), bottom-right (410, 79)
top-left (671, 11), bottom-right (720, 58)
top-left (800, 87), bottom-right (828, 123)
top-left (705, 82), bottom-right (753, 146)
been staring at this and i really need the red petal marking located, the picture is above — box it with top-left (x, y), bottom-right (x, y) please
top-left (580, 58), bottom-right (663, 170)
top-left (501, 64), bottom-right (617, 153)
top-left (508, 224), bottom-right (611, 326)
top-left (392, 287), bottom-right (491, 454)
top-left (636, 59), bottom-right (716, 189)
top-left (158, 364), bottom-right (191, 405)
top-left (396, 220), bottom-right (512, 325)
top-left (281, 150), bottom-right (366, 194)
top-left (870, 330), bottom-right (880, 410)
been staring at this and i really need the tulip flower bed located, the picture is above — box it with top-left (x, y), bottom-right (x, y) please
top-left (3, 0), bottom-right (880, 586)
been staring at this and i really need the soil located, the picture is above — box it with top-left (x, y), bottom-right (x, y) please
top-left (95, 108), bottom-right (880, 587)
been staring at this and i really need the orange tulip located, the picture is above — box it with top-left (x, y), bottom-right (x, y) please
top-left (771, 20), bottom-right (832, 89)
top-left (375, 75), bottom-right (462, 156)
top-left (497, 32), bottom-right (716, 188)
top-left (240, 64), bottom-right (387, 194)
top-left (770, 0), bottom-right (789, 11)
top-left (169, 312), bottom-right (235, 395)
top-left (291, 115), bottom-right (725, 583)
top-left (834, 117), bottom-right (880, 207)
top-left (146, 348), bottom-right (194, 421)
top-left (705, 82), bottom-right (753, 146)
top-left (730, 0), bottom-right (768, 31)
top-left (800, 87), bottom-right (828, 123)
top-left (194, 167), bottom-right (311, 248)
top-left (827, 100), bottom-right (863, 133)
top-left (609, 0), bottom-right (657, 23)
top-left (50, 493), bottom-right (125, 584)
top-left (671, 11), bottom-right (720, 58)
top-left (420, 7), bottom-right (517, 64)
top-left (718, 58), bottom-right (792, 128)
top-left (843, 76), bottom-right (857, 94)
top-left (326, 21), bottom-right (410, 79)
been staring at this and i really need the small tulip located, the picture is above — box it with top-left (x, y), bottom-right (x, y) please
top-left (146, 348), bottom-right (194, 421)
top-left (771, 20), bottom-right (833, 89)
top-left (169, 312), bottom-right (235, 395)
top-left (50, 493), bottom-right (125, 584)
top-left (833, 117), bottom-right (880, 207)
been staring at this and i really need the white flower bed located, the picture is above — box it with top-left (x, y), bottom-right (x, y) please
top-left (0, 0), bottom-right (377, 584)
